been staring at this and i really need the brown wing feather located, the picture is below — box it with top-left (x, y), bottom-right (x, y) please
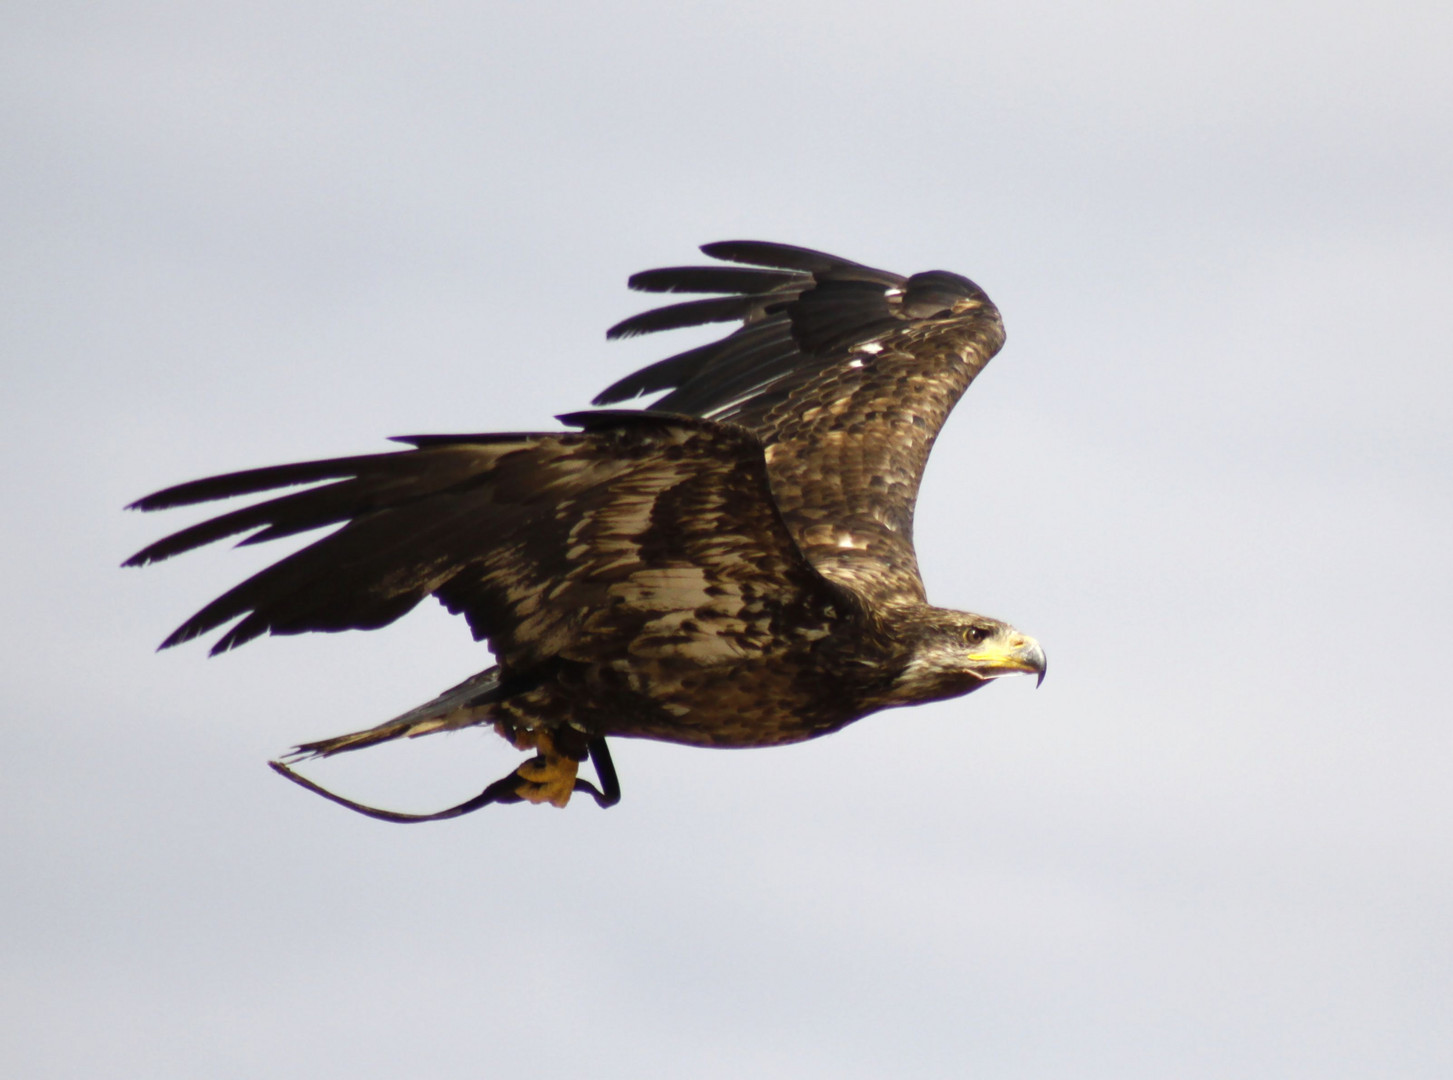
top-left (595, 242), bottom-right (1006, 604)
top-left (126, 413), bottom-right (846, 675)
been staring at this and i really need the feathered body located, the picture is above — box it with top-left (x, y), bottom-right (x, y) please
top-left (127, 241), bottom-right (1044, 817)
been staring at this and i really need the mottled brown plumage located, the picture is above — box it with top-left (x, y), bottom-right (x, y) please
top-left (127, 241), bottom-right (1045, 819)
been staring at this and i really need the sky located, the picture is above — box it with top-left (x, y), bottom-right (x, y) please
top-left (3, 2), bottom-right (1451, 1077)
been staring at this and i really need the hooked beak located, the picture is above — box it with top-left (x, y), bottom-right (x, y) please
top-left (966, 632), bottom-right (1047, 687)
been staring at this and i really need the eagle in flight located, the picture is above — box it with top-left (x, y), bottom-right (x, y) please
top-left (127, 241), bottom-right (1046, 821)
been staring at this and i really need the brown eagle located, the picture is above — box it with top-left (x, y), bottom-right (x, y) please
top-left (126, 241), bottom-right (1046, 821)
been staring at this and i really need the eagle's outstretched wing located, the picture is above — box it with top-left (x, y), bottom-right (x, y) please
top-left (125, 413), bottom-right (845, 672)
top-left (595, 241), bottom-right (1006, 606)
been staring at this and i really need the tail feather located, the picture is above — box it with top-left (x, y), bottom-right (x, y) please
top-left (280, 667), bottom-right (502, 762)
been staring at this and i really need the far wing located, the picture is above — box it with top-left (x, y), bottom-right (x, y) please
top-left (126, 413), bottom-right (845, 676)
top-left (595, 241), bottom-right (1006, 605)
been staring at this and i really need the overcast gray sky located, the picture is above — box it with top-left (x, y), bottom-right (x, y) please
top-left (4, 2), bottom-right (1451, 1077)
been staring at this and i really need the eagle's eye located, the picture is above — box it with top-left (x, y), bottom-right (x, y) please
top-left (962, 625), bottom-right (989, 645)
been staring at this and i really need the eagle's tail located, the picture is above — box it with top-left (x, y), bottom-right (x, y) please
top-left (278, 667), bottom-right (503, 762)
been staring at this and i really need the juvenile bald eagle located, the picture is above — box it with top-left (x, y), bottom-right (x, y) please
top-left (126, 241), bottom-right (1045, 820)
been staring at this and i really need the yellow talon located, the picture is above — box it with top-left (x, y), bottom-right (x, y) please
top-left (511, 731), bottom-right (582, 807)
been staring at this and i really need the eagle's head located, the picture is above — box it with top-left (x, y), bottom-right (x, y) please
top-left (890, 608), bottom-right (1046, 705)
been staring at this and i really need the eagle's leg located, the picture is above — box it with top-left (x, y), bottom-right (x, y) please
top-left (509, 730), bottom-right (581, 807)
top-left (506, 731), bottom-right (621, 808)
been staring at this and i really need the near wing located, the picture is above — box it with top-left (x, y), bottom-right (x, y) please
top-left (595, 241), bottom-right (1007, 606)
top-left (125, 413), bottom-right (844, 670)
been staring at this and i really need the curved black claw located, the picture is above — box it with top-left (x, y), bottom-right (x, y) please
top-left (573, 738), bottom-right (621, 808)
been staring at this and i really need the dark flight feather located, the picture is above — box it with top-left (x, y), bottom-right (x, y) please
top-left (625, 266), bottom-right (802, 295)
top-left (606, 295), bottom-right (768, 339)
